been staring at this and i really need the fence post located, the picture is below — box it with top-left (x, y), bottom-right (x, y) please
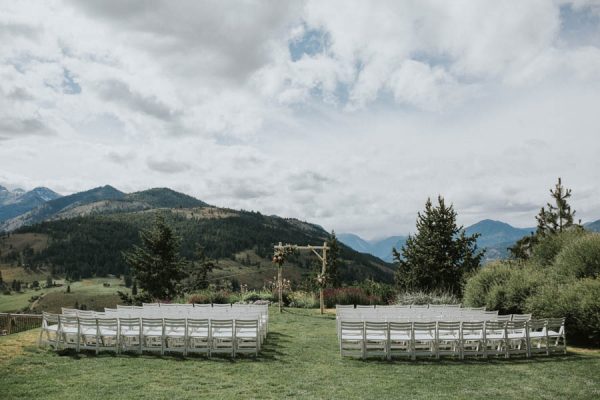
top-left (6, 313), bottom-right (11, 335)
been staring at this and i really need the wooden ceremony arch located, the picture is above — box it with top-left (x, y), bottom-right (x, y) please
top-left (273, 242), bottom-right (329, 314)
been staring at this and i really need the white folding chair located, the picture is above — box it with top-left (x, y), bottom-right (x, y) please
top-left (187, 318), bottom-right (210, 356)
top-left (235, 320), bottom-right (259, 357)
top-left (546, 317), bottom-right (566, 355)
top-left (527, 319), bottom-right (548, 357)
top-left (412, 322), bottom-right (436, 359)
top-left (210, 319), bottom-right (234, 357)
top-left (506, 320), bottom-right (528, 358)
top-left (365, 321), bottom-right (388, 359)
top-left (164, 318), bottom-right (187, 355)
top-left (97, 318), bottom-right (119, 353)
top-left (340, 321), bottom-right (365, 359)
top-left (78, 317), bottom-right (99, 353)
top-left (38, 312), bottom-right (60, 349)
top-left (436, 321), bottom-right (461, 358)
top-left (388, 322), bottom-right (412, 359)
top-left (141, 318), bottom-right (165, 355)
top-left (119, 317), bottom-right (141, 354)
top-left (460, 321), bottom-right (485, 359)
top-left (484, 321), bottom-right (507, 358)
top-left (58, 315), bottom-right (79, 351)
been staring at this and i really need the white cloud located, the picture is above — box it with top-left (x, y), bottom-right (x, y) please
top-left (1, 0), bottom-right (600, 238)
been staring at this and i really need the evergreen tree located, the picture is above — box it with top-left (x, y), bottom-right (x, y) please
top-left (536, 177), bottom-right (579, 235)
top-left (185, 245), bottom-right (215, 291)
top-left (66, 285), bottom-right (70, 293)
top-left (326, 231), bottom-right (343, 288)
top-left (124, 275), bottom-right (133, 288)
top-left (122, 215), bottom-right (187, 300)
top-left (132, 280), bottom-right (138, 296)
top-left (393, 196), bottom-right (483, 295)
top-left (509, 177), bottom-right (580, 260)
top-left (46, 276), bottom-right (53, 288)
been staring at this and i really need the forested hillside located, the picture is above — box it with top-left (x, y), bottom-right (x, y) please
top-left (2, 207), bottom-right (394, 287)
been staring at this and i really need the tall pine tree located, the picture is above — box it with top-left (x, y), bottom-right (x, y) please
top-left (393, 196), bottom-right (483, 295)
top-left (122, 215), bottom-right (187, 300)
top-left (536, 177), bottom-right (579, 235)
top-left (509, 177), bottom-right (580, 259)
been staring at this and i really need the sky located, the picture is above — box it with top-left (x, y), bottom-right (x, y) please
top-left (1, 0), bottom-right (600, 239)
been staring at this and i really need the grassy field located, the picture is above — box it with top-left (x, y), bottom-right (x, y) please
top-left (0, 277), bottom-right (129, 313)
top-left (1, 308), bottom-right (599, 400)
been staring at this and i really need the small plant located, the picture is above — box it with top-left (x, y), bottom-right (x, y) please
top-left (395, 290), bottom-right (460, 306)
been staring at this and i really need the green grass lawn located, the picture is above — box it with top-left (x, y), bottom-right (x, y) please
top-left (1, 308), bottom-right (599, 399)
top-left (0, 278), bottom-right (129, 313)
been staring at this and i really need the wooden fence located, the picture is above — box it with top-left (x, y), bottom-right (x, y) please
top-left (0, 313), bottom-right (42, 335)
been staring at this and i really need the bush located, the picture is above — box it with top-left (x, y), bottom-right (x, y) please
top-left (463, 261), bottom-right (545, 314)
top-left (530, 229), bottom-right (586, 266)
top-left (323, 287), bottom-right (380, 308)
top-left (359, 280), bottom-right (396, 304)
top-left (526, 279), bottom-right (600, 345)
top-left (187, 290), bottom-right (232, 304)
top-left (395, 290), bottom-right (460, 306)
top-left (553, 234), bottom-right (600, 280)
top-left (288, 291), bottom-right (318, 308)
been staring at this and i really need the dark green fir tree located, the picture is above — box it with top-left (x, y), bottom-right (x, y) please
top-left (122, 215), bottom-right (187, 300)
top-left (393, 196), bottom-right (483, 295)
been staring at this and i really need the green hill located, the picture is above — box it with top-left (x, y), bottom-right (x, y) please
top-left (125, 188), bottom-right (208, 208)
top-left (9, 207), bottom-right (393, 288)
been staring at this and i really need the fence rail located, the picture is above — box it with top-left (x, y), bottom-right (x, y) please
top-left (0, 313), bottom-right (42, 335)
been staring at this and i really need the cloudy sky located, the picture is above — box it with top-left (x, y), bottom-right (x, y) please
top-left (1, 1), bottom-right (600, 238)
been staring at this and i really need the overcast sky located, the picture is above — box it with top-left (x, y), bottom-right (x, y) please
top-left (1, 1), bottom-right (600, 239)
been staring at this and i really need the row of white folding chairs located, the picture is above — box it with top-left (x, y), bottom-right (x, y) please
top-left (39, 313), bottom-right (263, 357)
top-left (339, 318), bottom-right (565, 360)
top-left (106, 308), bottom-right (269, 334)
top-left (336, 304), bottom-right (466, 310)
top-left (62, 306), bottom-right (269, 333)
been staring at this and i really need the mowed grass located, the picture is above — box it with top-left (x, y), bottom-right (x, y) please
top-left (0, 278), bottom-right (129, 313)
top-left (1, 308), bottom-right (600, 400)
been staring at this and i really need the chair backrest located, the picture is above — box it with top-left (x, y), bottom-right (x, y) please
top-left (437, 321), bottom-right (460, 333)
top-left (60, 315), bottom-right (79, 330)
top-left (119, 317), bottom-right (141, 332)
top-left (461, 321), bottom-right (484, 334)
top-left (78, 310), bottom-right (96, 318)
top-left (410, 304), bottom-right (429, 309)
top-left (335, 304), bottom-right (355, 309)
top-left (187, 318), bottom-right (209, 332)
top-left (213, 304), bottom-right (232, 308)
top-left (393, 305), bottom-right (410, 308)
top-left (97, 318), bottom-right (118, 331)
top-left (494, 315), bottom-right (512, 322)
top-left (43, 312), bottom-right (59, 325)
top-left (79, 317), bottom-right (98, 332)
top-left (546, 317), bottom-right (565, 333)
top-left (484, 320), bottom-right (506, 335)
top-left (413, 321), bottom-right (436, 333)
top-left (235, 319), bottom-right (258, 331)
top-left (365, 321), bottom-right (387, 331)
top-left (193, 303), bottom-right (211, 308)
top-left (61, 308), bottom-right (78, 316)
top-left (164, 318), bottom-right (186, 333)
top-left (512, 314), bottom-right (532, 322)
top-left (356, 305), bottom-right (374, 309)
top-left (142, 303), bottom-right (160, 307)
top-left (141, 318), bottom-right (164, 334)
top-left (389, 321), bottom-right (412, 335)
top-left (340, 321), bottom-right (364, 335)
top-left (117, 305), bottom-right (133, 310)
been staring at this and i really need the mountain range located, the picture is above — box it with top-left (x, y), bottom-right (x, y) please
top-left (341, 218), bottom-right (600, 263)
top-left (0, 184), bottom-right (393, 287)
top-left (0, 186), bottom-right (62, 223)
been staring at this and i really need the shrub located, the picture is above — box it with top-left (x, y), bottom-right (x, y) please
top-left (463, 261), bottom-right (544, 314)
top-left (187, 290), bottom-right (231, 304)
top-left (526, 279), bottom-right (600, 345)
top-left (553, 233), bottom-right (600, 280)
top-left (395, 290), bottom-right (460, 306)
top-left (530, 229), bottom-right (586, 266)
top-left (322, 287), bottom-right (380, 308)
top-left (359, 280), bottom-right (396, 304)
top-left (288, 291), bottom-right (318, 308)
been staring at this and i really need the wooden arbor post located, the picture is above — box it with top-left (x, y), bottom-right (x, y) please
top-left (274, 242), bottom-right (329, 315)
